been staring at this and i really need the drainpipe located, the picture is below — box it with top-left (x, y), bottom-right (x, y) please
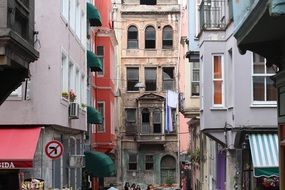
top-left (41, 126), bottom-right (45, 179)
top-left (176, 1), bottom-right (185, 187)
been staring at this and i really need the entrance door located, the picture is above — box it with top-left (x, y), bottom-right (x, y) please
top-left (0, 170), bottom-right (19, 190)
top-left (160, 155), bottom-right (176, 185)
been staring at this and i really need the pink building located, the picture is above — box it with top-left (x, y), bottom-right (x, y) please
top-left (89, 0), bottom-right (118, 190)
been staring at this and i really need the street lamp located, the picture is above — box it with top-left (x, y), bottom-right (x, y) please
top-left (134, 82), bottom-right (145, 88)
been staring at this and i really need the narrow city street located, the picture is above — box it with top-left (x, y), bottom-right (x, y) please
top-left (0, 0), bottom-right (284, 190)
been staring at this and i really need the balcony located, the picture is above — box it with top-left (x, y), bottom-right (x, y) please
top-left (136, 133), bottom-right (165, 146)
top-left (0, 0), bottom-right (39, 104)
top-left (199, 0), bottom-right (230, 31)
top-left (92, 133), bottom-right (116, 153)
top-left (125, 122), bottom-right (137, 136)
top-left (234, 0), bottom-right (285, 69)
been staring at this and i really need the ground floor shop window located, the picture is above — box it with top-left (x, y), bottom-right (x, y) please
top-left (0, 170), bottom-right (19, 190)
top-left (256, 177), bottom-right (279, 190)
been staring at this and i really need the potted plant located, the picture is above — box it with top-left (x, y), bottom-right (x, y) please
top-left (81, 103), bottom-right (87, 109)
top-left (61, 91), bottom-right (69, 99)
top-left (188, 148), bottom-right (200, 163)
top-left (69, 90), bottom-right (76, 102)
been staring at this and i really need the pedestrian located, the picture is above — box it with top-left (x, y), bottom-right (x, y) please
top-left (146, 184), bottom-right (154, 190)
top-left (130, 183), bottom-right (136, 190)
top-left (107, 183), bottom-right (118, 190)
top-left (124, 182), bottom-right (130, 190)
top-left (135, 184), bottom-right (141, 190)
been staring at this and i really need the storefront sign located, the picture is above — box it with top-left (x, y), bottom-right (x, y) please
top-left (0, 161), bottom-right (33, 169)
top-left (21, 178), bottom-right (44, 190)
top-left (0, 162), bottom-right (15, 168)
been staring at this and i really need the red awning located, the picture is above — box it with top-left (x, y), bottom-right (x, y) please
top-left (0, 127), bottom-right (41, 169)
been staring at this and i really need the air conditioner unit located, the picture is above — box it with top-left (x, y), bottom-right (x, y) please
top-left (69, 103), bottom-right (79, 119)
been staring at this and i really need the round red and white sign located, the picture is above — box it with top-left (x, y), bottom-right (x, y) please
top-left (45, 140), bottom-right (64, 160)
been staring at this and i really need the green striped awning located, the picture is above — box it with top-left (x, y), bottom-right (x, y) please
top-left (248, 134), bottom-right (279, 177)
top-left (84, 151), bottom-right (115, 177)
top-left (87, 50), bottom-right (102, 72)
top-left (87, 106), bottom-right (102, 124)
top-left (87, 2), bottom-right (102, 26)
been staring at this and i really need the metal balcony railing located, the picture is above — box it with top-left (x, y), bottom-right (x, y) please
top-left (199, 0), bottom-right (227, 30)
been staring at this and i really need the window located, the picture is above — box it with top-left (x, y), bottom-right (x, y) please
top-left (127, 68), bottom-right (139, 91)
top-left (252, 53), bottom-right (277, 104)
top-left (228, 0), bottom-right (233, 21)
top-left (128, 26), bottom-right (138, 49)
top-left (163, 67), bottom-right (174, 91)
top-left (140, 0), bottom-right (156, 5)
top-left (140, 108), bottom-right (162, 134)
top-left (69, 61), bottom-right (75, 92)
top-left (75, 69), bottom-right (80, 103)
top-left (70, 0), bottom-right (76, 30)
top-left (161, 155), bottom-right (176, 185)
top-left (128, 153), bottom-right (137, 170)
top-left (97, 46), bottom-right (104, 75)
top-left (61, 0), bottom-right (69, 20)
top-left (97, 102), bottom-right (105, 132)
top-left (141, 109), bottom-right (150, 133)
top-left (171, 108), bottom-right (177, 132)
top-left (145, 67), bottom-right (157, 91)
top-left (81, 75), bottom-right (86, 106)
top-left (192, 62), bottom-right (200, 96)
top-left (125, 108), bottom-right (137, 134)
top-left (153, 109), bottom-right (162, 133)
top-left (75, 1), bottom-right (81, 39)
top-left (126, 108), bottom-right (136, 123)
top-left (61, 52), bottom-right (68, 93)
top-left (213, 55), bottom-right (224, 106)
top-left (145, 26), bottom-right (156, 49)
top-left (162, 26), bottom-right (173, 49)
top-left (81, 10), bottom-right (86, 45)
top-left (14, 10), bottom-right (28, 40)
top-left (145, 155), bottom-right (154, 170)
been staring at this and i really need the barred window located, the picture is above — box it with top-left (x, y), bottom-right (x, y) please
top-left (128, 153), bottom-right (137, 170)
top-left (145, 155), bottom-right (154, 170)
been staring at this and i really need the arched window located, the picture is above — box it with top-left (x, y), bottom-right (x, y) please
top-left (127, 25), bottom-right (138, 49)
top-left (161, 155), bottom-right (176, 184)
top-left (162, 26), bottom-right (173, 49)
top-left (145, 26), bottom-right (156, 49)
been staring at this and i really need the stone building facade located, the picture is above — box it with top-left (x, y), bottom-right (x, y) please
top-left (113, 0), bottom-right (183, 188)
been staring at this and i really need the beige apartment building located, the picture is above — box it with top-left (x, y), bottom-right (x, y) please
top-left (113, 0), bottom-right (185, 188)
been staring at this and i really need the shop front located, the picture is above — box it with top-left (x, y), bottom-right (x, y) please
top-left (83, 151), bottom-right (115, 190)
top-left (0, 127), bottom-right (42, 190)
top-left (243, 133), bottom-right (279, 190)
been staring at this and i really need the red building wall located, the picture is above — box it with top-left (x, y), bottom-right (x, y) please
top-left (92, 0), bottom-right (116, 154)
